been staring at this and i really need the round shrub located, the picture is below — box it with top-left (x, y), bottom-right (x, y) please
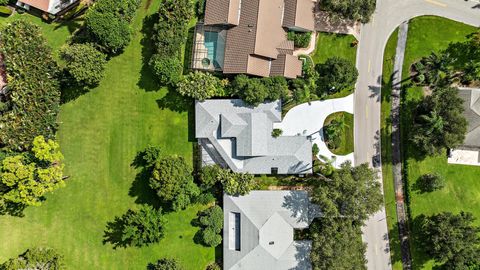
top-left (201, 227), bottom-right (222, 247)
top-left (60, 43), bottom-right (107, 87)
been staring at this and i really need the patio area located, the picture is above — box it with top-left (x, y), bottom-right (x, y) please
top-left (274, 94), bottom-right (355, 168)
top-left (191, 23), bottom-right (226, 71)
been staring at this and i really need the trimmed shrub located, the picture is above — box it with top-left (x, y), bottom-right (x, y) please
top-left (149, 54), bottom-right (183, 86)
top-left (287, 31), bottom-right (312, 48)
top-left (60, 43), bottom-right (107, 87)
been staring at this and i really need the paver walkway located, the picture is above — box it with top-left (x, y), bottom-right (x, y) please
top-left (274, 95), bottom-right (355, 168)
top-left (391, 21), bottom-right (413, 270)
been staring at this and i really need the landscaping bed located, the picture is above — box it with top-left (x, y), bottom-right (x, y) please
top-left (323, 111), bottom-right (354, 155)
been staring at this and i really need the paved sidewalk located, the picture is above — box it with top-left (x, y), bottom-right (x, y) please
top-left (391, 21), bottom-right (412, 270)
top-left (274, 95), bottom-right (355, 168)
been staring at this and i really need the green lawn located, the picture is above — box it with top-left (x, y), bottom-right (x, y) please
top-left (380, 27), bottom-right (403, 270)
top-left (323, 111), bottom-right (354, 155)
top-left (400, 16), bottom-right (479, 270)
top-left (311, 32), bottom-right (358, 65)
top-left (0, 1), bottom-right (215, 269)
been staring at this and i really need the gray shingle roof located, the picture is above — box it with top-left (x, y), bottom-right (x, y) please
top-left (223, 191), bottom-right (319, 270)
top-left (195, 99), bottom-right (312, 174)
top-left (458, 88), bottom-right (480, 149)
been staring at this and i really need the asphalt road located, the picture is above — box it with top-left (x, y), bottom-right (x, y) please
top-left (354, 1), bottom-right (480, 269)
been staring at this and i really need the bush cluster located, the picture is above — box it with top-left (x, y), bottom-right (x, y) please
top-left (84, 0), bottom-right (141, 54)
top-left (0, 21), bottom-right (60, 151)
top-left (198, 205), bottom-right (223, 247)
top-left (149, 0), bottom-right (194, 85)
top-left (287, 31), bottom-right (312, 48)
top-left (176, 71), bottom-right (228, 100)
top-left (231, 75), bottom-right (289, 106)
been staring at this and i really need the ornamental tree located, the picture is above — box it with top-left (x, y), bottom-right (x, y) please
top-left (60, 43), bottom-right (107, 87)
top-left (0, 136), bottom-right (64, 207)
top-left (85, 10), bottom-right (132, 54)
top-left (176, 71), bottom-right (227, 101)
top-left (220, 169), bottom-right (257, 196)
top-left (319, 0), bottom-right (376, 23)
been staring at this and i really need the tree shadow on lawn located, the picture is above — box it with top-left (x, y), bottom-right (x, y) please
top-left (409, 214), bottom-right (435, 269)
top-left (138, 13), bottom-right (162, 92)
top-left (128, 151), bottom-right (163, 209)
top-left (102, 215), bottom-right (130, 249)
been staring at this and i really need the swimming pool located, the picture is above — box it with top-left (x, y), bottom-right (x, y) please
top-left (204, 31), bottom-right (225, 69)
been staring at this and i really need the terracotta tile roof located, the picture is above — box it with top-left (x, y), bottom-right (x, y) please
top-left (19, 0), bottom-right (50, 12)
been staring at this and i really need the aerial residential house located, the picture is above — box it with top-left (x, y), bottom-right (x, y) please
top-left (196, 99), bottom-right (312, 175)
top-left (223, 191), bottom-right (320, 270)
top-left (16, 0), bottom-right (79, 16)
top-left (192, 0), bottom-right (315, 78)
top-left (447, 88), bottom-right (480, 166)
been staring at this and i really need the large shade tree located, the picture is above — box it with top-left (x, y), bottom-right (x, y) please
top-left (410, 86), bottom-right (467, 156)
top-left (149, 155), bottom-right (200, 211)
top-left (315, 57), bottom-right (358, 97)
top-left (419, 211), bottom-right (480, 269)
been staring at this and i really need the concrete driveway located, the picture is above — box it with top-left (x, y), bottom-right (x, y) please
top-left (275, 95), bottom-right (355, 168)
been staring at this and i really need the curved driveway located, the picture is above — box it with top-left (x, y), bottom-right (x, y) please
top-left (356, 0), bottom-right (480, 269)
top-left (275, 95), bottom-right (355, 168)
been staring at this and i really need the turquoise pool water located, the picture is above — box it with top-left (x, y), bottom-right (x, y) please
top-left (203, 31), bottom-right (225, 69)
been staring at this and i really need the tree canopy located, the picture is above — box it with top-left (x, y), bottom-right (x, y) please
top-left (0, 136), bottom-right (65, 207)
top-left (410, 86), bottom-right (467, 156)
top-left (0, 20), bottom-right (60, 151)
top-left (1, 247), bottom-right (64, 270)
top-left (311, 162), bottom-right (382, 221)
top-left (118, 205), bottom-right (167, 247)
top-left (315, 57), bottom-right (358, 97)
top-left (319, 0), bottom-right (376, 23)
top-left (197, 205), bottom-right (223, 247)
top-left (149, 155), bottom-right (200, 211)
top-left (310, 218), bottom-right (367, 270)
top-left (419, 212), bottom-right (480, 269)
top-left (60, 43), bottom-right (107, 87)
top-left (231, 75), bottom-right (289, 106)
top-left (84, 0), bottom-right (141, 54)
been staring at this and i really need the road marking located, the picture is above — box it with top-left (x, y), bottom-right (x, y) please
top-left (424, 0), bottom-right (447, 7)
top-left (368, 60), bottom-right (371, 73)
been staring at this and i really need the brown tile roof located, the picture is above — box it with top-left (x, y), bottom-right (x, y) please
top-left (270, 54), bottom-right (302, 79)
top-left (19, 0), bottom-right (50, 12)
top-left (283, 0), bottom-right (315, 32)
top-left (204, 0), bottom-right (240, 26)
top-left (206, 0), bottom-right (308, 78)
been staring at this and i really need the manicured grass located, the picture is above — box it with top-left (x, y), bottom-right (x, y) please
top-left (0, 1), bottom-right (215, 269)
top-left (380, 27), bottom-right (403, 270)
top-left (400, 16), bottom-right (479, 270)
top-left (311, 32), bottom-right (358, 65)
top-left (323, 111), bottom-right (354, 155)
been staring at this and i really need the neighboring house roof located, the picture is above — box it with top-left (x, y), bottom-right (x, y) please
top-left (17, 0), bottom-right (78, 14)
top-left (204, 0), bottom-right (313, 78)
top-left (458, 88), bottom-right (480, 149)
top-left (195, 99), bottom-right (312, 174)
top-left (223, 191), bottom-right (320, 270)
